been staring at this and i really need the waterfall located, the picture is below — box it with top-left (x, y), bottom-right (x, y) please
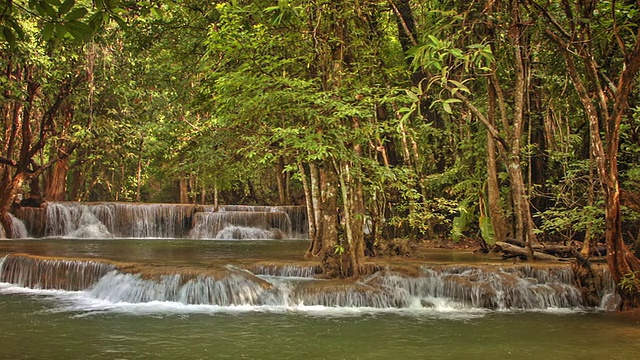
top-left (190, 206), bottom-right (306, 239)
top-left (1, 214), bottom-right (28, 239)
top-left (0, 214), bottom-right (29, 239)
top-left (43, 202), bottom-right (114, 238)
top-left (0, 254), bottom-right (615, 311)
top-left (249, 263), bottom-right (320, 278)
top-left (598, 269), bottom-right (620, 310)
top-left (110, 203), bottom-right (195, 238)
top-left (364, 266), bottom-right (584, 310)
top-left (218, 205), bottom-right (308, 238)
top-left (0, 254), bottom-right (116, 291)
top-left (13, 202), bottom-right (307, 239)
top-left (88, 268), bottom-right (279, 306)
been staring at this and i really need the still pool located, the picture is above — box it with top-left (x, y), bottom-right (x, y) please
top-left (0, 293), bottom-right (639, 360)
top-left (1, 239), bottom-right (639, 359)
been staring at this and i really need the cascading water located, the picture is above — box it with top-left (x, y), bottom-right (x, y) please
top-left (0, 254), bottom-right (616, 313)
top-left (13, 202), bottom-right (307, 239)
top-left (0, 254), bottom-right (116, 291)
top-left (44, 202), bottom-right (113, 238)
top-left (0, 214), bottom-right (28, 239)
top-left (110, 203), bottom-right (195, 238)
top-left (190, 211), bottom-right (293, 239)
top-left (4, 214), bottom-right (29, 239)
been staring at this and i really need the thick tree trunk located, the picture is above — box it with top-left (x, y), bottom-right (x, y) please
top-left (337, 159), bottom-right (365, 277)
top-left (0, 171), bottom-right (27, 237)
top-left (44, 157), bottom-right (68, 201)
top-left (318, 165), bottom-right (340, 277)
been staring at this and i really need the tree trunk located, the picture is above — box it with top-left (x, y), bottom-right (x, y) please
top-left (336, 159), bottom-right (365, 277)
top-left (179, 177), bottom-right (189, 204)
top-left (306, 162), bottom-right (323, 257)
top-left (486, 80), bottom-right (509, 243)
top-left (318, 165), bottom-right (340, 278)
top-left (136, 136), bottom-right (144, 202)
top-left (276, 156), bottom-right (288, 205)
top-left (44, 157), bottom-right (68, 201)
top-left (299, 163), bottom-right (318, 257)
top-left (0, 171), bottom-right (27, 237)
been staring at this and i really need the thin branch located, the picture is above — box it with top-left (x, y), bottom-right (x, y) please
top-left (388, 0), bottom-right (417, 46)
top-left (611, 0), bottom-right (628, 58)
top-left (525, 0), bottom-right (571, 39)
top-left (449, 88), bottom-right (508, 150)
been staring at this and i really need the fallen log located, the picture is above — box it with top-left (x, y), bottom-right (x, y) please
top-left (495, 242), bottom-right (568, 261)
top-left (503, 238), bottom-right (606, 257)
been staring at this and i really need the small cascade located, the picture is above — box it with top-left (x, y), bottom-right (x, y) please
top-left (189, 210), bottom-right (295, 239)
top-left (44, 202), bottom-right (114, 238)
top-left (0, 254), bottom-right (116, 291)
top-left (598, 269), bottom-right (620, 310)
top-left (364, 266), bottom-right (585, 310)
top-left (89, 267), bottom-right (279, 306)
top-left (249, 263), bottom-right (320, 278)
top-left (110, 203), bottom-right (195, 238)
top-left (0, 214), bottom-right (29, 239)
top-left (0, 254), bottom-right (617, 311)
top-left (13, 206), bottom-right (46, 237)
top-left (8, 214), bottom-right (29, 239)
top-left (218, 205), bottom-right (308, 238)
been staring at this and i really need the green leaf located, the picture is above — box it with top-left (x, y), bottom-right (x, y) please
top-left (55, 23), bottom-right (68, 37)
top-left (405, 89), bottom-right (419, 102)
top-left (42, 22), bottom-right (55, 40)
top-left (150, 7), bottom-right (164, 19)
top-left (427, 34), bottom-right (440, 46)
top-left (67, 21), bottom-right (92, 41)
top-left (59, 0), bottom-right (75, 16)
top-left (65, 7), bottom-right (88, 21)
top-left (112, 14), bottom-right (127, 29)
top-left (5, 18), bottom-right (25, 40)
top-left (2, 26), bottom-right (17, 48)
top-left (88, 11), bottom-right (104, 31)
top-left (442, 102), bottom-right (452, 114)
top-left (37, 2), bottom-right (58, 17)
top-left (479, 215), bottom-right (495, 245)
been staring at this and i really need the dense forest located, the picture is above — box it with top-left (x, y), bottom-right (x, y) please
top-left (2, 0), bottom-right (640, 305)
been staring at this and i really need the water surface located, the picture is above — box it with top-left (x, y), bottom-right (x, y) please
top-left (1, 239), bottom-right (639, 359)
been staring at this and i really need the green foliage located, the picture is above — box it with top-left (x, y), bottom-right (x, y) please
top-left (452, 199), bottom-right (473, 242)
top-left (620, 271), bottom-right (640, 293)
top-left (536, 205), bottom-right (605, 242)
top-left (479, 214), bottom-right (495, 246)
